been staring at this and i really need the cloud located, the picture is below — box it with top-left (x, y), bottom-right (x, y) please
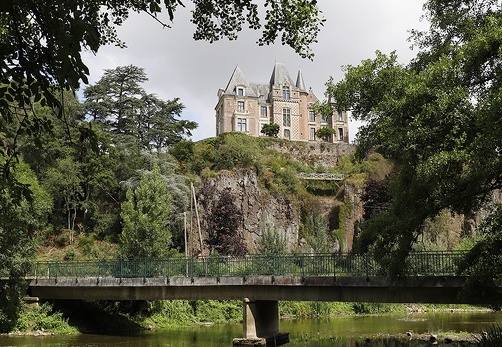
top-left (82, 1), bottom-right (429, 143)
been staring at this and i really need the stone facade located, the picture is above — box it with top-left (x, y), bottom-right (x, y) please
top-left (215, 63), bottom-right (349, 143)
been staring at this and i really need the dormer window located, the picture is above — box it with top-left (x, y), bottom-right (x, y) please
top-left (282, 86), bottom-right (290, 100)
top-left (237, 87), bottom-right (244, 97)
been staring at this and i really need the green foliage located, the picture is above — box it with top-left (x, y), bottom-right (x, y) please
top-left (352, 303), bottom-right (405, 315)
top-left (315, 126), bottom-right (335, 142)
top-left (14, 303), bottom-right (77, 335)
top-left (310, 99), bottom-right (334, 121)
top-left (256, 223), bottom-right (288, 255)
top-left (149, 300), bottom-right (196, 326)
top-left (458, 205), bottom-right (502, 309)
top-left (214, 133), bottom-right (264, 171)
top-left (260, 123), bottom-right (280, 137)
top-left (474, 324), bottom-right (502, 346)
top-left (120, 165), bottom-right (174, 258)
top-left (262, 154), bottom-right (304, 195)
top-left (192, 300), bottom-right (241, 324)
top-left (64, 247), bottom-right (76, 261)
top-left (44, 157), bottom-right (83, 230)
top-left (279, 301), bottom-right (353, 318)
top-left (0, 161), bottom-right (51, 332)
top-left (0, 3), bottom-right (324, 282)
top-left (192, 0), bottom-right (324, 59)
top-left (328, 0), bottom-right (502, 282)
top-left (84, 65), bottom-right (197, 150)
top-left (414, 209), bottom-right (463, 251)
top-left (303, 212), bottom-right (332, 253)
top-left (0, 280), bottom-right (26, 332)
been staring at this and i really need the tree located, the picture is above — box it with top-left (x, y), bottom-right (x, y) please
top-left (44, 157), bottom-right (84, 231)
top-left (84, 65), bottom-right (197, 150)
top-left (458, 204), bottom-right (502, 309)
top-left (260, 123), bottom-right (280, 137)
top-left (328, 0), bottom-right (502, 279)
top-left (205, 189), bottom-right (246, 256)
top-left (257, 223), bottom-right (288, 255)
top-left (303, 212), bottom-right (331, 253)
top-left (120, 165), bottom-right (173, 258)
top-left (0, 0), bottom-right (323, 209)
top-left (360, 178), bottom-right (392, 221)
top-left (315, 126), bottom-right (335, 142)
top-left (0, 161), bottom-right (52, 331)
top-left (1, 0), bottom-right (323, 113)
top-left (84, 65), bottom-right (147, 134)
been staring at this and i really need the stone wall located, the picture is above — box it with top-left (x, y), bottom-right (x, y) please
top-left (267, 141), bottom-right (354, 169)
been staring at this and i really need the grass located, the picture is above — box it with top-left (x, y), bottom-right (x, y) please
top-left (474, 324), bottom-right (502, 346)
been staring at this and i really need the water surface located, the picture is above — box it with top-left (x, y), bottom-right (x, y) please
top-left (1, 311), bottom-right (500, 347)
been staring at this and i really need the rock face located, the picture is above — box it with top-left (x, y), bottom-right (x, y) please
top-left (268, 141), bottom-right (354, 169)
top-left (191, 169), bottom-right (300, 254)
top-left (187, 141), bottom-right (360, 255)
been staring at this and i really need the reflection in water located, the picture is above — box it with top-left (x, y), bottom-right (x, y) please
top-left (0, 311), bottom-right (499, 347)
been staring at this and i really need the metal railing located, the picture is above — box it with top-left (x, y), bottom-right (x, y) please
top-left (29, 251), bottom-right (468, 282)
top-left (297, 172), bottom-right (344, 181)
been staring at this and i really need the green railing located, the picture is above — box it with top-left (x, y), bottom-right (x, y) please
top-left (29, 251), bottom-right (468, 282)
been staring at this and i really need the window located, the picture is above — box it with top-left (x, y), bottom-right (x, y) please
top-left (284, 129), bottom-right (290, 139)
top-left (282, 85), bottom-right (290, 100)
top-left (338, 128), bottom-right (344, 141)
top-left (237, 87), bottom-right (244, 96)
top-left (282, 108), bottom-right (291, 127)
top-left (237, 118), bottom-right (247, 132)
top-left (259, 94), bottom-right (265, 101)
top-left (337, 111), bottom-right (344, 122)
top-left (237, 101), bottom-right (245, 112)
top-left (261, 106), bottom-right (267, 118)
top-left (309, 110), bottom-right (315, 122)
top-left (310, 127), bottom-right (316, 141)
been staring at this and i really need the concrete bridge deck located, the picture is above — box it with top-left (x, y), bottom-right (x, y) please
top-left (26, 252), bottom-right (482, 346)
top-left (29, 275), bottom-right (470, 304)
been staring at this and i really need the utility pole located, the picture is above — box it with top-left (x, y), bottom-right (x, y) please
top-left (191, 182), bottom-right (204, 255)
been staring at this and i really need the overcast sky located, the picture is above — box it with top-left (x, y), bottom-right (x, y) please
top-left (82, 1), bottom-right (430, 143)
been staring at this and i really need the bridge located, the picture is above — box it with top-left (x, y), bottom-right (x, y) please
top-left (27, 251), bottom-right (477, 346)
top-left (297, 172), bottom-right (344, 180)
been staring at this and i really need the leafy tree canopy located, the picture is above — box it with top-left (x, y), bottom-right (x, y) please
top-left (315, 126), bottom-right (335, 142)
top-left (84, 65), bottom-right (197, 150)
top-left (120, 165), bottom-right (174, 259)
top-left (328, 0), bottom-right (502, 277)
top-left (0, 0), bottom-right (323, 201)
top-left (0, 0), bottom-right (323, 111)
top-left (260, 123), bottom-right (280, 137)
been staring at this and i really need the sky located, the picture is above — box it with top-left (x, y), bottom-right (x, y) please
top-left (82, 1), bottom-right (430, 143)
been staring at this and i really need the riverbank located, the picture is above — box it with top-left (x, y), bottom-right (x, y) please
top-left (7, 300), bottom-right (494, 343)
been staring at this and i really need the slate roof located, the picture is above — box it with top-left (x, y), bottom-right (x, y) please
top-left (222, 63), bottom-right (306, 99)
top-left (296, 70), bottom-right (306, 91)
top-left (269, 62), bottom-right (295, 86)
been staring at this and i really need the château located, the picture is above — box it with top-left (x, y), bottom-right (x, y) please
top-left (215, 62), bottom-right (349, 143)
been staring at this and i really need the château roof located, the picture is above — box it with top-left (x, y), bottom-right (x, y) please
top-left (220, 63), bottom-right (307, 100)
top-left (296, 70), bottom-right (306, 91)
top-left (223, 65), bottom-right (258, 97)
top-left (269, 62), bottom-right (295, 86)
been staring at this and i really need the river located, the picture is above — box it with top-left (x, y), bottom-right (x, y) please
top-left (0, 311), bottom-right (500, 347)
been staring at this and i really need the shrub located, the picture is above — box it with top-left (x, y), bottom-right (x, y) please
top-left (14, 302), bottom-right (77, 334)
top-left (475, 324), bottom-right (502, 346)
top-left (257, 223), bottom-right (288, 255)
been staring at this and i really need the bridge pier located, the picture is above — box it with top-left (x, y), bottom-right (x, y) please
top-left (233, 298), bottom-right (289, 347)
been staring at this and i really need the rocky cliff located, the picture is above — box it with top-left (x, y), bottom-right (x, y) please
top-left (186, 142), bottom-right (359, 255)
